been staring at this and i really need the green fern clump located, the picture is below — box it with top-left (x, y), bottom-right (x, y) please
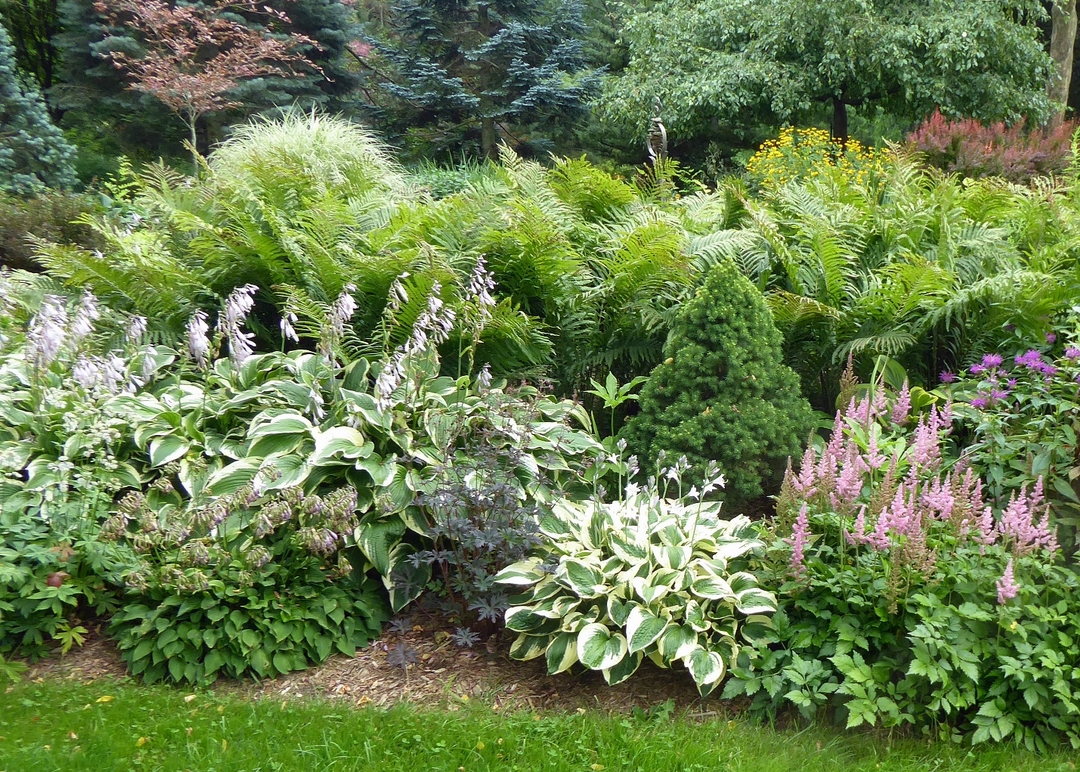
top-left (622, 259), bottom-right (814, 503)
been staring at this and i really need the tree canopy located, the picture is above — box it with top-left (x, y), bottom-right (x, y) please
top-left (599, 0), bottom-right (1055, 143)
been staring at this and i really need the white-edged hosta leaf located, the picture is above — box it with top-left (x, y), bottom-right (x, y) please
top-left (695, 557), bottom-right (729, 576)
top-left (509, 634), bottom-right (549, 661)
top-left (353, 514), bottom-right (406, 576)
top-left (206, 459), bottom-right (261, 496)
top-left (690, 575), bottom-right (735, 601)
top-left (740, 614), bottom-right (774, 643)
top-left (608, 597), bottom-right (632, 627)
top-left (734, 587), bottom-right (778, 615)
top-left (603, 651), bottom-right (643, 685)
top-left (310, 426), bottom-right (372, 465)
top-left (626, 606), bottom-right (670, 654)
top-left (685, 600), bottom-right (708, 632)
top-left (247, 431), bottom-right (305, 459)
top-left (149, 434), bottom-right (190, 467)
top-left (657, 624), bottom-right (698, 661)
top-left (609, 534), bottom-right (648, 563)
top-left (247, 412), bottom-right (313, 438)
top-left (653, 544), bottom-right (693, 570)
top-left (630, 575), bottom-right (668, 605)
top-left (505, 606), bottom-right (554, 633)
top-left (685, 647), bottom-right (726, 688)
top-left (577, 623), bottom-right (627, 671)
top-left (545, 632), bottom-right (579, 674)
top-left (495, 557), bottom-right (548, 586)
top-left (258, 453), bottom-right (311, 490)
top-left (555, 558), bottom-right (606, 598)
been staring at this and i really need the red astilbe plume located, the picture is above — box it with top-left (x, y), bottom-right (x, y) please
top-left (94, 0), bottom-right (322, 158)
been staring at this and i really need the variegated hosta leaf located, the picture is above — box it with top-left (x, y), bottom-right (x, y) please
top-left (690, 575), bottom-right (735, 601)
top-left (631, 575), bottom-right (669, 604)
top-left (684, 647), bottom-right (726, 690)
top-left (656, 624), bottom-right (698, 661)
top-left (604, 651), bottom-right (643, 686)
top-left (545, 632), bottom-right (579, 674)
top-left (734, 587), bottom-right (778, 615)
top-left (685, 600), bottom-right (708, 632)
top-left (539, 508), bottom-right (577, 541)
top-left (741, 614), bottom-right (775, 643)
top-left (608, 597), bottom-right (632, 627)
top-left (577, 623), bottom-right (628, 671)
top-left (608, 533), bottom-right (648, 563)
top-left (626, 606), bottom-right (670, 654)
top-left (510, 633), bottom-right (549, 661)
top-left (495, 557), bottom-right (548, 586)
top-left (555, 558), bottom-right (607, 598)
top-left (653, 544), bottom-right (693, 570)
top-left (506, 606), bottom-right (556, 633)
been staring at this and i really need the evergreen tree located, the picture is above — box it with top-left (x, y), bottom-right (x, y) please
top-left (360, 0), bottom-right (600, 159)
top-left (621, 260), bottom-right (814, 504)
top-left (0, 19), bottom-right (76, 193)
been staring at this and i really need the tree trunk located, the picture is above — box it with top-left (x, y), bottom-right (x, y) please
top-left (481, 116), bottom-right (498, 160)
top-left (1048, 0), bottom-right (1078, 128)
top-left (831, 97), bottom-right (848, 143)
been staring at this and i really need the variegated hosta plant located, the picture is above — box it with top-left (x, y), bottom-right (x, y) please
top-left (496, 492), bottom-right (777, 695)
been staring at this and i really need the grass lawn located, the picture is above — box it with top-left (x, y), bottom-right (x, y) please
top-left (0, 678), bottom-right (1078, 772)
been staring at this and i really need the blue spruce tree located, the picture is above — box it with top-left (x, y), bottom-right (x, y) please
top-left (0, 18), bottom-right (76, 193)
top-left (361, 0), bottom-right (600, 159)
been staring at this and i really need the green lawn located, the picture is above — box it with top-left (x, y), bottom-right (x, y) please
top-left (0, 679), bottom-right (1077, 772)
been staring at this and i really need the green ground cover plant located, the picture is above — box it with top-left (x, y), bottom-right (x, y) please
top-left (1, 678), bottom-right (1077, 772)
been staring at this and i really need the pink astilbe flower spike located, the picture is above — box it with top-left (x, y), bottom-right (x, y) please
top-left (785, 504), bottom-right (811, 580)
top-left (891, 380), bottom-right (911, 425)
top-left (996, 558), bottom-right (1019, 604)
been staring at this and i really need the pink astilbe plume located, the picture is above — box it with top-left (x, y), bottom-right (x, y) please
top-left (891, 380), bottom-right (911, 425)
top-left (996, 478), bottom-right (1058, 555)
top-left (785, 504), bottom-right (811, 580)
top-left (996, 558), bottom-right (1019, 604)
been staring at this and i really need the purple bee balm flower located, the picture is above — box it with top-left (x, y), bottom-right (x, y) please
top-left (981, 353), bottom-right (1003, 368)
top-left (969, 364), bottom-right (987, 375)
top-left (970, 397), bottom-right (989, 409)
top-left (1046, 333), bottom-right (1057, 344)
top-left (989, 388), bottom-right (1009, 402)
top-left (1066, 346), bottom-right (1080, 360)
top-left (1015, 349), bottom-right (1044, 370)
top-left (1007, 378), bottom-right (1017, 388)
top-left (939, 371), bottom-right (957, 383)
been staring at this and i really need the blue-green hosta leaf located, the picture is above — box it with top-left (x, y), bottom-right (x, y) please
top-left (690, 576), bottom-right (735, 601)
top-left (353, 514), bottom-right (407, 576)
top-left (603, 651), bottom-right (643, 686)
top-left (555, 558), bottom-right (606, 598)
top-left (734, 587), bottom-right (778, 615)
top-left (657, 624), bottom-right (698, 662)
top-left (545, 632), bottom-right (579, 674)
top-left (495, 557), bottom-right (548, 586)
top-left (509, 633), bottom-right (549, 661)
top-left (577, 623), bottom-right (628, 671)
top-left (149, 434), bottom-right (190, 467)
top-left (310, 426), bottom-right (372, 466)
top-left (626, 606), bottom-right (670, 654)
top-left (258, 453), bottom-right (311, 491)
top-left (685, 647), bottom-right (726, 690)
top-left (248, 412), bottom-right (313, 438)
top-left (206, 459), bottom-right (261, 496)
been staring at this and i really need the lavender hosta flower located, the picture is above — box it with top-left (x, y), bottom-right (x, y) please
top-left (467, 255), bottom-right (496, 322)
top-left (126, 315), bottom-right (147, 345)
top-left (69, 290), bottom-right (100, 347)
top-left (186, 310), bottom-right (211, 368)
top-left (27, 295), bottom-right (69, 370)
top-left (387, 275), bottom-right (409, 314)
top-left (996, 558), bottom-right (1019, 604)
top-left (375, 349), bottom-right (407, 410)
top-left (329, 284), bottom-right (358, 340)
top-left (476, 362), bottom-right (492, 391)
top-left (280, 310), bottom-right (299, 344)
top-left (219, 284), bottom-right (259, 365)
top-left (72, 355), bottom-right (101, 391)
top-left (785, 504), bottom-right (811, 580)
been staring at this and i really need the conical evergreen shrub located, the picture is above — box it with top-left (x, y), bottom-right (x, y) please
top-left (622, 259), bottom-right (814, 503)
top-left (0, 21), bottom-right (77, 193)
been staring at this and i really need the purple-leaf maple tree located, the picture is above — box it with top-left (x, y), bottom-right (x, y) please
top-left (94, 0), bottom-right (321, 161)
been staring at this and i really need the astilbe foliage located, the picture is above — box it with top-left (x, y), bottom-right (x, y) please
top-left (907, 110), bottom-right (1074, 184)
top-left (621, 259), bottom-right (814, 503)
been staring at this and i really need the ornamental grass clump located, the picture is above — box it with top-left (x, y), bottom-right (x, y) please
top-left (726, 380), bottom-right (1080, 750)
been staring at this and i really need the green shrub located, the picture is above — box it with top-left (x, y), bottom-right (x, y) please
top-left (496, 464), bottom-right (775, 694)
top-left (0, 190), bottom-right (105, 271)
top-left (621, 259), bottom-right (814, 502)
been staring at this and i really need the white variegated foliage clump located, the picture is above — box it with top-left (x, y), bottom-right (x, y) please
top-left (496, 490), bottom-right (777, 694)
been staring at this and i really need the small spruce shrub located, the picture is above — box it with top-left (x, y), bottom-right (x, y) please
top-left (906, 111), bottom-right (1074, 184)
top-left (621, 259), bottom-right (814, 503)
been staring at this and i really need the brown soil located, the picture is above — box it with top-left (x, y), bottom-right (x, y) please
top-left (24, 616), bottom-right (730, 718)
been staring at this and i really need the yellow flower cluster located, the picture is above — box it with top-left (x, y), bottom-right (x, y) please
top-left (746, 126), bottom-right (893, 190)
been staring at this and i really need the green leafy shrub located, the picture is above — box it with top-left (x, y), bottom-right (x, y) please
top-left (725, 384), bottom-right (1079, 749)
top-left (622, 259), bottom-right (814, 502)
top-left (0, 190), bottom-right (105, 271)
top-left (496, 464), bottom-right (776, 694)
top-left (108, 484), bottom-right (388, 685)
